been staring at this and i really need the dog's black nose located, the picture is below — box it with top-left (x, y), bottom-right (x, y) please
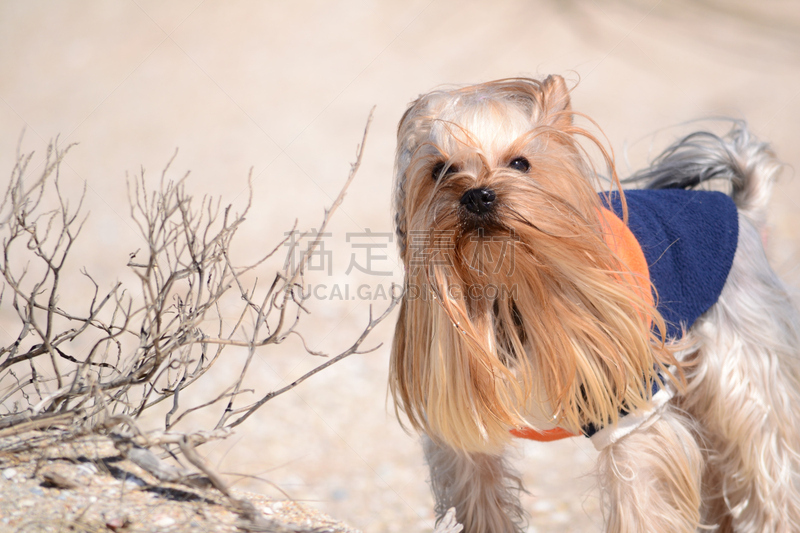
top-left (460, 188), bottom-right (496, 215)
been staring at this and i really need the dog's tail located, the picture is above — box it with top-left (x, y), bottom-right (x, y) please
top-left (627, 121), bottom-right (782, 222)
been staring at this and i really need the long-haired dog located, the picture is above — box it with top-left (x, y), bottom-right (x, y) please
top-left (389, 75), bottom-right (800, 532)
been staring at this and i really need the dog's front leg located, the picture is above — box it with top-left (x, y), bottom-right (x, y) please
top-left (423, 435), bottom-right (525, 533)
top-left (597, 405), bottom-right (704, 533)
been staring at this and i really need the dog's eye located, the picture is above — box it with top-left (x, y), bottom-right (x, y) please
top-left (431, 161), bottom-right (459, 181)
top-left (508, 157), bottom-right (530, 173)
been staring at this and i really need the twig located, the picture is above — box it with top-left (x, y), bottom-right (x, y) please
top-left (226, 291), bottom-right (400, 429)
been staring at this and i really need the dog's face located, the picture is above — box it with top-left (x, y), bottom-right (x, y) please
top-left (390, 77), bottom-right (673, 452)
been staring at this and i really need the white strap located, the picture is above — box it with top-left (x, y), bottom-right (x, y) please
top-left (589, 387), bottom-right (674, 450)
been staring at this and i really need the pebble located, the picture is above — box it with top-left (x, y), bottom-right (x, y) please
top-left (1, 468), bottom-right (16, 480)
top-left (153, 516), bottom-right (176, 527)
top-left (77, 463), bottom-right (98, 476)
top-left (123, 479), bottom-right (144, 490)
top-left (105, 516), bottom-right (127, 530)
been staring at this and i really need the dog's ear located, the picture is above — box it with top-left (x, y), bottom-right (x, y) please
top-left (541, 74), bottom-right (572, 129)
top-left (394, 100), bottom-right (426, 256)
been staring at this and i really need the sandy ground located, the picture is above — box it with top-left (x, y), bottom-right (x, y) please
top-left (1, 1), bottom-right (799, 532)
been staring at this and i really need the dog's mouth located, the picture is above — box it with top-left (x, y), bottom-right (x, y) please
top-left (458, 210), bottom-right (504, 235)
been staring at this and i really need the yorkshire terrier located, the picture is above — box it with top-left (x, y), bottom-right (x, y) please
top-left (389, 75), bottom-right (800, 532)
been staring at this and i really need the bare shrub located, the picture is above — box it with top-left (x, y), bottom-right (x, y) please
top-left (0, 112), bottom-right (397, 527)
